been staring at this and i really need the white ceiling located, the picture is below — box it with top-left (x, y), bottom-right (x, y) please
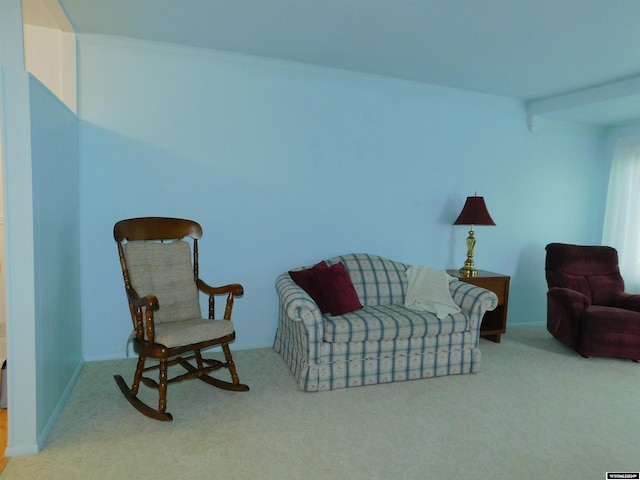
top-left (23, 0), bottom-right (640, 127)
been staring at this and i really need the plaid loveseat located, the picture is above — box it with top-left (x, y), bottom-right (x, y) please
top-left (274, 253), bottom-right (498, 391)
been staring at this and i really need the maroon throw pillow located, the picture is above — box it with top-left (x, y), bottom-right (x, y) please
top-left (289, 261), bottom-right (330, 311)
top-left (313, 262), bottom-right (363, 316)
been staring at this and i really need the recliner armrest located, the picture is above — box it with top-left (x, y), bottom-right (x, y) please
top-left (612, 292), bottom-right (640, 312)
top-left (547, 287), bottom-right (590, 316)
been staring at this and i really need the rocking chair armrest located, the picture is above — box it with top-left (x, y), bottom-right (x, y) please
top-left (197, 279), bottom-right (243, 321)
top-left (126, 288), bottom-right (159, 343)
top-left (196, 279), bottom-right (244, 297)
top-left (126, 288), bottom-right (160, 311)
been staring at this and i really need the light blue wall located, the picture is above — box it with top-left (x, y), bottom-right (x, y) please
top-left (29, 75), bottom-right (83, 447)
top-left (78, 34), bottom-right (607, 359)
top-left (0, 0), bottom-right (83, 456)
top-left (1, 0), bottom-right (39, 455)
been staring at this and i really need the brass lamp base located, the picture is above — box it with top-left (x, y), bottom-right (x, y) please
top-left (459, 264), bottom-right (478, 277)
top-left (459, 227), bottom-right (479, 277)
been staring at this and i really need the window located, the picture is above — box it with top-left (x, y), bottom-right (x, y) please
top-left (602, 136), bottom-right (640, 292)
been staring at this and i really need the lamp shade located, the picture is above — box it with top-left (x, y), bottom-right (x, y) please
top-left (453, 196), bottom-right (496, 226)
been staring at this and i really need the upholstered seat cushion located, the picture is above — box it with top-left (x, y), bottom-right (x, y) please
top-left (583, 306), bottom-right (640, 335)
top-left (154, 318), bottom-right (235, 348)
top-left (323, 304), bottom-right (470, 343)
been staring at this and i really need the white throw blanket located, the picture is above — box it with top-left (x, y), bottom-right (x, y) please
top-left (404, 265), bottom-right (460, 319)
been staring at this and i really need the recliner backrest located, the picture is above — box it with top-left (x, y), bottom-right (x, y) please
top-left (545, 243), bottom-right (624, 305)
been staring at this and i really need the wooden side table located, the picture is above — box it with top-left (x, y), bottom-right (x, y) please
top-left (447, 269), bottom-right (510, 343)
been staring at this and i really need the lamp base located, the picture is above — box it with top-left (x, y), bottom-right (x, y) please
top-left (459, 264), bottom-right (478, 277)
top-left (460, 228), bottom-right (478, 277)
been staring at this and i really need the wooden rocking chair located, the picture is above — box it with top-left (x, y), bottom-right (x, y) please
top-left (113, 217), bottom-right (249, 421)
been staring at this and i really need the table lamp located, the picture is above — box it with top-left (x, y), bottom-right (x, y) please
top-left (453, 195), bottom-right (495, 277)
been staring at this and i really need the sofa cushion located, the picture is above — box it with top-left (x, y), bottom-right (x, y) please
top-left (327, 253), bottom-right (408, 306)
top-left (323, 304), bottom-right (470, 343)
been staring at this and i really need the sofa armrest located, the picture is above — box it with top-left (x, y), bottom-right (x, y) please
top-left (449, 281), bottom-right (499, 331)
top-left (275, 272), bottom-right (325, 364)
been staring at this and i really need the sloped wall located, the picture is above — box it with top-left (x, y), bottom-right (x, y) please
top-left (77, 35), bottom-right (607, 359)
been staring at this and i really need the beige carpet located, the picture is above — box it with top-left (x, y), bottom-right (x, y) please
top-left (2, 325), bottom-right (639, 480)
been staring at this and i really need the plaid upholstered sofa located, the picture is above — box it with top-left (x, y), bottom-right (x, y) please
top-left (274, 253), bottom-right (498, 391)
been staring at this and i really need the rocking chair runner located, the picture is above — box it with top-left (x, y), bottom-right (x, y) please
top-left (114, 217), bottom-right (249, 421)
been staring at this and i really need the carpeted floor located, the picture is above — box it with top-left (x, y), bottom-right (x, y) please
top-left (2, 325), bottom-right (639, 480)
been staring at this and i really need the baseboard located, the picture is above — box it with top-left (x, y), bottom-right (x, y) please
top-left (4, 442), bottom-right (39, 457)
top-left (36, 361), bottom-right (85, 452)
top-left (84, 343), bottom-right (275, 362)
top-left (83, 353), bottom-right (131, 362)
top-left (5, 360), bottom-right (84, 457)
top-left (508, 321), bottom-right (546, 328)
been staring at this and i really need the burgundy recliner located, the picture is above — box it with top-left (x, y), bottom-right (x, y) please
top-left (545, 243), bottom-right (640, 361)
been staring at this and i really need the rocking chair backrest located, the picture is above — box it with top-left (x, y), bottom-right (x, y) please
top-left (115, 217), bottom-right (204, 325)
top-left (124, 240), bottom-right (202, 324)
